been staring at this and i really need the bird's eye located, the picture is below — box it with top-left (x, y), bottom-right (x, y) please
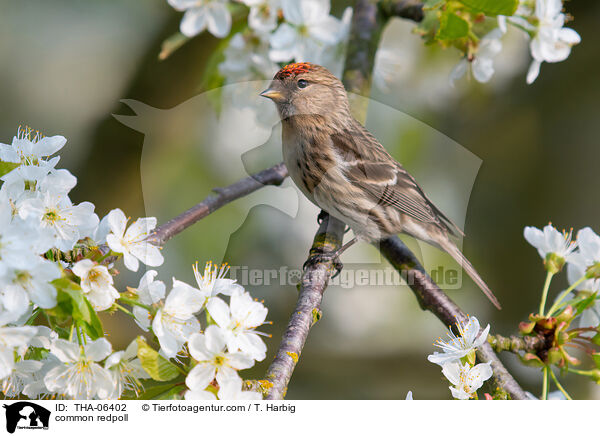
top-left (297, 79), bottom-right (309, 89)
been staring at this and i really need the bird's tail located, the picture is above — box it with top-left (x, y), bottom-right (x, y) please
top-left (438, 238), bottom-right (502, 310)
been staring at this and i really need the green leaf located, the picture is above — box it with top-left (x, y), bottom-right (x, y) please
top-left (573, 291), bottom-right (598, 316)
top-left (47, 278), bottom-right (104, 339)
top-left (436, 12), bottom-right (469, 40)
top-left (136, 337), bottom-right (180, 382)
top-left (134, 382), bottom-right (184, 400)
top-left (593, 353), bottom-right (600, 369)
top-left (459, 0), bottom-right (518, 16)
top-left (154, 385), bottom-right (187, 399)
top-left (0, 161), bottom-right (19, 178)
top-left (79, 298), bottom-right (104, 339)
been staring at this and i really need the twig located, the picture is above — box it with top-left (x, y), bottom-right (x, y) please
top-left (378, 236), bottom-right (528, 400)
top-left (380, 0), bottom-right (424, 22)
top-left (488, 333), bottom-right (546, 355)
top-left (264, 214), bottom-right (345, 399)
top-left (342, 0), bottom-right (424, 101)
top-left (148, 162), bottom-right (288, 245)
top-left (343, 0), bottom-right (388, 99)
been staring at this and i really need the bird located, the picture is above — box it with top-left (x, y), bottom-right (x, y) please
top-left (260, 62), bottom-right (501, 309)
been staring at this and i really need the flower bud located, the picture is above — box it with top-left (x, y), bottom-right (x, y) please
top-left (519, 321), bottom-right (536, 335)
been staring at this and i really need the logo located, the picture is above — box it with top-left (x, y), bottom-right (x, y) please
top-left (2, 402), bottom-right (50, 433)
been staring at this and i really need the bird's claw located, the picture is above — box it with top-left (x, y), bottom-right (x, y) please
top-left (317, 210), bottom-right (328, 225)
top-left (303, 250), bottom-right (343, 278)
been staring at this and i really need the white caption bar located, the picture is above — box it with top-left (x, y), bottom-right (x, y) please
top-left (0, 400), bottom-right (591, 436)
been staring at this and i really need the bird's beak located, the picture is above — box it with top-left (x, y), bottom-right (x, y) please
top-left (260, 88), bottom-right (285, 102)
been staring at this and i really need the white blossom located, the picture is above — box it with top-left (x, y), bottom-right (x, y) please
top-left (565, 228), bottom-right (600, 332)
top-left (217, 376), bottom-right (262, 400)
top-left (572, 227), bottom-right (600, 268)
top-left (0, 257), bottom-right (62, 316)
top-left (269, 0), bottom-right (347, 64)
top-left (0, 128), bottom-right (66, 165)
top-left (442, 361), bottom-right (493, 400)
top-left (152, 279), bottom-right (204, 358)
top-left (91, 214), bottom-right (111, 245)
top-left (0, 286), bottom-right (30, 326)
top-left (185, 325), bottom-right (254, 391)
top-left (132, 270), bottom-right (166, 331)
top-left (498, 4), bottom-right (536, 35)
top-left (0, 325), bottom-right (38, 380)
top-left (206, 290), bottom-right (268, 360)
top-left (526, 0), bottom-right (581, 84)
top-left (373, 44), bottom-right (417, 91)
top-left (168, 0), bottom-right (232, 38)
top-left (22, 354), bottom-right (62, 399)
top-left (104, 340), bottom-right (149, 399)
top-left (30, 326), bottom-right (58, 349)
top-left (105, 208), bottom-right (163, 272)
top-left (193, 261), bottom-right (244, 300)
top-left (2, 360), bottom-right (43, 398)
top-left (219, 33), bottom-right (279, 83)
top-left (44, 338), bottom-right (113, 399)
top-left (450, 29), bottom-right (503, 86)
top-left (428, 316), bottom-right (489, 366)
top-left (72, 259), bottom-right (120, 311)
top-left (2, 165), bottom-right (76, 205)
top-left (242, 0), bottom-right (280, 34)
top-left (0, 199), bottom-right (48, 270)
top-left (19, 192), bottom-right (99, 252)
top-left (524, 224), bottom-right (577, 262)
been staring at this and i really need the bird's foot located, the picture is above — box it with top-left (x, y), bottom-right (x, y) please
top-left (303, 248), bottom-right (343, 278)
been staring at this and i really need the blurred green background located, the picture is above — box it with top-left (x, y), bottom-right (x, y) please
top-left (1, 0), bottom-right (598, 399)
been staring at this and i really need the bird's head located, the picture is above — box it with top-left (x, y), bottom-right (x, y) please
top-left (260, 62), bottom-right (350, 120)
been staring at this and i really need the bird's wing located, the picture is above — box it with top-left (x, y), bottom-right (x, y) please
top-left (332, 128), bottom-right (465, 237)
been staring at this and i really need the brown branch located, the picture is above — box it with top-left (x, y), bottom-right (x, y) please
top-left (378, 236), bottom-right (528, 400)
top-left (264, 214), bottom-right (345, 399)
top-left (380, 0), bottom-right (424, 22)
top-left (147, 162), bottom-right (288, 245)
top-left (343, 0), bottom-right (388, 100)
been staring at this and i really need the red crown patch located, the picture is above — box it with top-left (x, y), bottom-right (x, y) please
top-left (274, 62), bottom-right (314, 79)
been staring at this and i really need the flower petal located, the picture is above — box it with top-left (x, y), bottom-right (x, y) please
top-left (107, 208), bottom-right (127, 238)
top-left (181, 8), bottom-right (208, 37)
top-left (206, 3), bottom-right (232, 38)
top-left (206, 297), bottom-right (232, 328)
top-left (186, 363), bottom-right (216, 391)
